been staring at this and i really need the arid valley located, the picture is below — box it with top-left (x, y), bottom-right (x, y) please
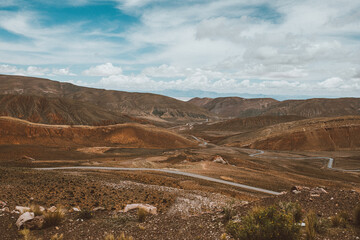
top-left (0, 75), bottom-right (359, 239)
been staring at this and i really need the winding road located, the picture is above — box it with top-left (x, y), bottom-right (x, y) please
top-left (35, 166), bottom-right (281, 195)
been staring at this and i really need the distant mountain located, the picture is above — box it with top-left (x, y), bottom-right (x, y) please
top-left (0, 94), bottom-right (145, 126)
top-left (0, 75), bottom-right (212, 123)
top-left (189, 97), bottom-right (360, 118)
top-left (222, 116), bottom-right (360, 151)
top-left (188, 97), bottom-right (278, 118)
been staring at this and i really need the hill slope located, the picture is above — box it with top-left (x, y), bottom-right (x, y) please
top-left (0, 94), bottom-right (145, 126)
top-left (223, 116), bottom-right (360, 151)
top-left (189, 97), bottom-right (360, 118)
top-left (0, 117), bottom-right (196, 149)
top-left (0, 75), bottom-right (212, 122)
top-left (193, 115), bottom-right (306, 132)
top-left (188, 97), bottom-right (278, 118)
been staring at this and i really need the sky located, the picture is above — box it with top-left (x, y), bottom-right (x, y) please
top-left (0, 0), bottom-right (360, 100)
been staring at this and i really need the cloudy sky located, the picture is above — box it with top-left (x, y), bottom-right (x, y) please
top-left (0, 0), bottom-right (360, 99)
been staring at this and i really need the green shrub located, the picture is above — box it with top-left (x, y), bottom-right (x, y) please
top-left (278, 202), bottom-right (303, 223)
top-left (226, 205), bottom-right (300, 240)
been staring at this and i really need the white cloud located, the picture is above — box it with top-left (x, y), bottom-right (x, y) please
top-left (52, 68), bottom-right (76, 76)
top-left (318, 77), bottom-right (344, 88)
top-left (82, 63), bottom-right (123, 76)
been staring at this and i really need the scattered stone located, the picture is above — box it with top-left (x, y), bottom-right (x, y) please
top-left (291, 186), bottom-right (303, 191)
top-left (55, 226), bottom-right (59, 230)
top-left (16, 212), bottom-right (34, 229)
top-left (310, 187), bottom-right (328, 195)
top-left (0, 200), bottom-right (6, 208)
top-left (123, 204), bottom-right (157, 215)
top-left (18, 155), bottom-right (35, 161)
top-left (48, 206), bottom-right (57, 212)
top-left (23, 215), bottom-right (45, 230)
top-left (212, 155), bottom-right (228, 165)
top-left (292, 190), bottom-right (301, 194)
top-left (72, 207), bottom-right (81, 212)
top-left (310, 193), bottom-right (320, 197)
top-left (93, 206), bottom-right (105, 211)
top-left (15, 206), bottom-right (31, 214)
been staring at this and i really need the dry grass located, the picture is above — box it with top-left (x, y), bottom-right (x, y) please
top-left (137, 208), bottom-right (148, 222)
top-left (104, 232), bottom-right (133, 240)
top-left (43, 208), bottom-right (65, 228)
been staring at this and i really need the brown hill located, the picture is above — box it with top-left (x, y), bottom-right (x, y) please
top-left (223, 116), bottom-right (360, 151)
top-left (0, 117), bottom-right (196, 149)
top-left (188, 97), bottom-right (278, 118)
top-left (193, 115), bottom-right (306, 132)
top-left (261, 98), bottom-right (360, 117)
top-left (189, 97), bottom-right (360, 118)
top-left (0, 75), bottom-right (212, 122)
top-left (0, 94), bottom-right (147, 126)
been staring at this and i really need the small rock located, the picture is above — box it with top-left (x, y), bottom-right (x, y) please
top-left (48, 206), bottom-right (57, 212)
top-left (55, 226), bottom-right (59, 230)
top-left (15, 206), bottom-right (31, 214)
top-left (292, 190), bottom-right (301, 194)
top-left (72, 207), bottom-right (81, 212)
top-left (291, 186), bottom-right (303, 191)
top-left (310, 193), bottom-right (320, 197)
top-left (123, 204), bottom-right (157, 215)
top-left (93, 207), bottom-right (105, 211)
top-left (16, 212), bottom-right (34, 229)
top-left (0, 201), bottom-right (6, 208)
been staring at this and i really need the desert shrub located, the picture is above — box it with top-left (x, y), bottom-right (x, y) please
top-left (278, 202), bottom-right (303, 223)
top-left (104, 232), bottom-right (133, 240)
top-left (355, 204), bottom-right (360, 227)
top-left (50, 234), bottom-right (64, 240)
top-left (29, 205), bottom-right (44, 217)
top-left (19, 229), bottom-right (42, 240)
top-left (305, 210), bottom-right (328, 239)
top-left (137, 208), bottom-right (147, 222)
top-left (330, 212), bottom-right (348, 228)
top-left (78, 209), bottom-right (93, 220)
top-left (226, 205), bottom-right (300, 240)
top-left (223, 204), bottom-right (236, 222)
top-left (43, 209), bottom-right (64, 228)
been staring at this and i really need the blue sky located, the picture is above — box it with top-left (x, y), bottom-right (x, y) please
top-left (0, 0), bottom-right (360, 99)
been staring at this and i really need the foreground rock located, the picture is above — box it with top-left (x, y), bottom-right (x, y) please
top-left (16, 212), bottom-right (34, 229)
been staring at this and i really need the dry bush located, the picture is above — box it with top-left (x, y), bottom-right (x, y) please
top-left (104, 232), bottom-right (133, 240)
top-left (19, 229), bottom-right (42, 240)
top-left (43, 209), bottom-right (65, 228)
top-left (50, 234), bottom-right (63, 240)
top-left (278, 202), bottom-right (303, 223)
top-left (305, 211), bottom-right (317, 240)
top-left (29, 205), bottom-right (44, 216)
top-left (137, 208), bottom-right (147, 222)
top-left (330, 213), bottom-right (347, 228)
top-left (355, 204), bottom-right (360, 227)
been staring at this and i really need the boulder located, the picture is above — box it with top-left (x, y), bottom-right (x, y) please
top-left (16, 212), bottom-right (34, 229)
top-left (123, 204), bottom-right (157, 215)
top-left (15, 206), bottom-right (31, 214)
top-left (23, 215), bottom-right (45, 230)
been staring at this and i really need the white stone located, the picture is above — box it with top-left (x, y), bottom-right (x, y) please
top-left (16, 212), bottom-right (34, 229)
top-left (123, 204), bottom-right (157, 215)
top-left (15, 206), bottom-right (30, 214)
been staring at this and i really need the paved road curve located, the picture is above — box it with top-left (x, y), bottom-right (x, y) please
top-left (36, 166), bottom-right (281, 195)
